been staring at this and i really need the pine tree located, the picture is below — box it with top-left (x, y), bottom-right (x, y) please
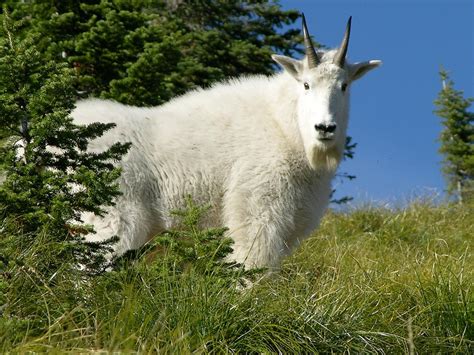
top-left (4, 0), bottom-right (301, 106)
top-left (434, 69), bottom-right (474, 203)
top-left (0, 8), bottom-right (130, 320)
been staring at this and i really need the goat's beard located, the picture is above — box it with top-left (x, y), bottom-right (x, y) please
top-left (306, 142), bottom-right (343, 173)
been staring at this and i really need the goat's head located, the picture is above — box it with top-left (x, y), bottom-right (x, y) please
top-left (273, 14), bottom-right (381, 170)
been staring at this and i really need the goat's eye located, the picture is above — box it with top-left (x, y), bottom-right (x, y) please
top-left (341, 83), bottom-right (348, 92)
top-left (304, 82), bottom-right (310, 90)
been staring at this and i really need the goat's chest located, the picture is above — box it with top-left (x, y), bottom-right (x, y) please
top-left (286, 171), bottom-right (333, 247)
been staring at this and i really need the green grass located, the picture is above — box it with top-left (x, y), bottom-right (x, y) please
top-left (1, 202), bottom-right (473, 353)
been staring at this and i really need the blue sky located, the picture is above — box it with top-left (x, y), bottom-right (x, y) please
top-left (279, 0), bottom-right (473, 206)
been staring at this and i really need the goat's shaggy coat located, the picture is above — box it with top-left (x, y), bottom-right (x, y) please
top-left (73, 29), bottom-right (380, 269)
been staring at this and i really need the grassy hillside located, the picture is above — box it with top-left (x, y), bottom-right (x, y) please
top-left (1, 202), bottom-right (472, 353)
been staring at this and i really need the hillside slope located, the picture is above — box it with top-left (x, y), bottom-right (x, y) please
top-left (1, 202), bottom-right (472, 353)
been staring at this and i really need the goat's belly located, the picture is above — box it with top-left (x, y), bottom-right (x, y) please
top-left (154, 166), bottom-right (225, 229)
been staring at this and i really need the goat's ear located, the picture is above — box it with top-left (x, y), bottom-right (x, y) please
top-left (272, 54), bottom-right (303, 80)
top-left (348, 60), bottom-right (382, 81)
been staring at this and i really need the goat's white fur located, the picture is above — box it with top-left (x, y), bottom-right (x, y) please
top-left (72, 47), bottom-right (381, 269)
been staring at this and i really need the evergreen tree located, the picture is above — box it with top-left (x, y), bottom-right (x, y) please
top-left (434, 69), bottom-right (474, 203)
top-left (4, 0), bottom-right (301, 105)
top-left (0, 8), bottom-right (129, 320)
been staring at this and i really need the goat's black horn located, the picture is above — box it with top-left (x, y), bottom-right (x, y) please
top-left (302, 13), bottom-right (320, 68)
top-left (333, 16), bottom-right (352, 68)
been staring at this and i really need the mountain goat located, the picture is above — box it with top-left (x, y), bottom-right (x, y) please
top-left (72, 15), bottom-right (381, 269)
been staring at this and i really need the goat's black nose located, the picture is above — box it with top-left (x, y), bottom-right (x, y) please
top-left (314, 123), bottom-right (337, 133)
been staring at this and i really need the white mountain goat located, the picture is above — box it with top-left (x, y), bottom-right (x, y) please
top-left (72, 15), bottom-right (381, 269)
